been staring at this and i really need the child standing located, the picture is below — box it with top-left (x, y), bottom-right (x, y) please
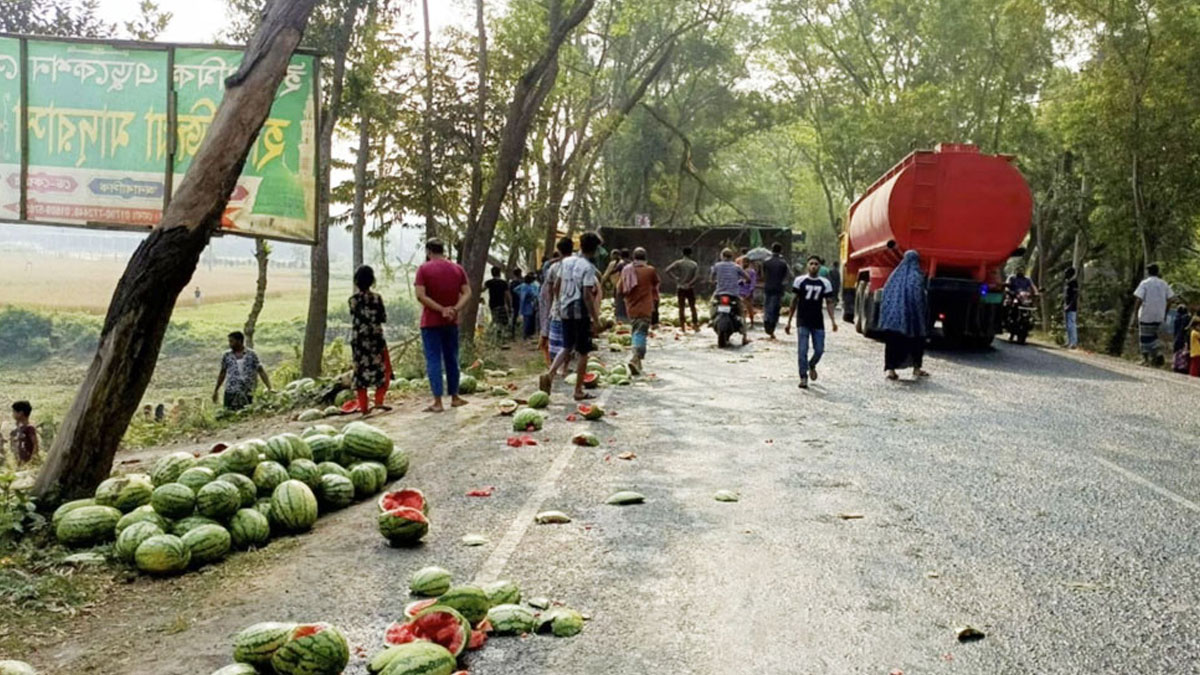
top-left (8, 401), bottom-right (39, 467)
top-left (517, 273), bottom-right (541, 340)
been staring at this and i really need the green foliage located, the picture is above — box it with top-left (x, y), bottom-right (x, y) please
top-left (0, 0), bottom-right (115, 37)
top-left (0, 472), bottom-right (45, 541)
top-left (0, 308), bottom-right (53, 362)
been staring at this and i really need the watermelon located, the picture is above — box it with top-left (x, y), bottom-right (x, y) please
top-left (0, 661), bottom-right (37, 675)
top-left (582, 371), bottom-right (600, 388)
top-left (316, 474), bottom-right (355, 510)
top-left (403, 598), bottom-right (439, 620)
top-left (486, 604), bottom-right (536, 635)
top-left (151, 482), bottom-right (196, 519)
top-left (286, 435), bottom-right (314, 461)
top-left (497, 399), bottom-right (519, 415)
top-left (384, 605), bottom-right (470, 657)
top-left (253, 498), bottom-right (274, 523)
top-left (51, 498), bottom-right (96, 531)
top-left (233, 621), bottom-right (297, 667)
top-left (323, 405), bottom-right (340, 417)
top-left (378, 488), bottom-right (428, 514)
top-left (115, 521), bottom-right (165, 563)
top-left (297, 408), bottom-right (324, 422)
top-left (385, 448), bottom-right (410, 480)
top-left (349, 463), bottom-right (384, 498)
top-left (178, 466), bottom-right (216, 493)
top-left (410, 566), bottom-right (452, 596)
top-left (217, 473), bottom-right (259, 507)
top-left (302, 424), bottom-right (338, 438)
top-left (512, 408), bottom-right (543, 432)
top-left (94, 474), bottom-right (153, 512)
top-left (527, 391), bottom-right (550, 409)
top-left (316, 462), bottom-right (350, 478)
top-left (457, 374), bottom-right (479, 394)
top-left (371, 641), bottom-right (456, 675)
top-left (134, 534), bottom-right (191, 575)
top-left (482, 580), bottom-right (521, 606)
top-left (151, 451), bottom-right (196, 486)
top-left (253, 461), bottom-right (290, 494)
top-left (306, 435), bottom-right (339, 464)
top-left (210, 665), bottom-right (258, 675)
top-left (436, 585), bottom-right (490, 624)
top-left (229, 508), bottom-right (271, 549)
top-left (578, 403), bottom-right (605, 420)
top-left (56, 505), bottom-right (121, 547)
top-left (195, 454), bottom-right (225, 472)
top-left (116, 505), bottom-right (170, 534)
top-left (571, 432), bottom-right (600, 447)
top-left (271, 480), bottom-right (319, 533)
top-left (378, 507), bottom-right (429, 546)
top-left (196, 481), bottom-right (242, 520)
top-left (182, 523), bottom-right (232, 566)
top-left (271, 623), bottom-right (350, 675)
top-left (264, 435), bottom-right (295, 464)
top-left (171, 515), bottom-right (222, 536)
top-left (287, 459), bottom-right (323, 490)
top-left (536, 607), bottom-right (585, 637)
top-left (342, 421), bottom-right (394, 461)
top-left (219, 443), bottom-right (261, 476)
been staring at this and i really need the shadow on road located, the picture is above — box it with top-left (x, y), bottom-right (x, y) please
top-left (929, 342), bottom-right (1138, 383)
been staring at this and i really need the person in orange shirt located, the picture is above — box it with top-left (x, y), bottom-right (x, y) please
top-left (620, 247), bottom-right (661, 373)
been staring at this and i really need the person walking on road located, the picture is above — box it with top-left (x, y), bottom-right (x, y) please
top-left (620, 247), bottom-right (661, 373)
top-left (540, 232), bottom-right (603, 401)
top-left (711, 248), bottom-right (752, 346)
top-left (1173, 304), bottom-right (1192, 373)
top-left (602, 249), bottom-right (631, 324)
top-left (349, 265), bottom-right (392, 416)
top-left (1133, 264), bottom-right (1175, 366)
top-left (213, 331), bottom-right (272, 410)
top-left (739, 256), bottom-right (758, 329)
top-left (483, 266), bottom-right (513, 342)
top-left (784, 255), bottom-right (837, 389)
top-left (507, 268), bottom-right (523, 339)
top-left (665, 248), bottom-right (700, 332)
top-left (1064, 267), bottom-right (1080, 349)
top-left (537, 250), bottom-right (562, 365)
top-left (879, 250), bottom-right (930, 381)
top-left (516, 272), bottom-right (541, 340)
top-left (761, 243), bottom-right (791, 339)
top-left (415, 239), bottom-right (472, 413)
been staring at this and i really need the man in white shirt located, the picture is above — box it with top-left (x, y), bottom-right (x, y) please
top-left (1133, 263), bottom-right (1175, 366)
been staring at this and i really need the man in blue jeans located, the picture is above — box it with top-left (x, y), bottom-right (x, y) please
top-left (784, 255), bottom-right (838, 389)
top-left (1063, 266), bottom-right (1079, 349)
top-left (760, 243), bottom-right (792, 339)
top-left (414, 239), bottom-right (473, 413)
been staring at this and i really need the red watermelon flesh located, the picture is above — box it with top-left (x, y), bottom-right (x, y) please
top-left (468, 629), bottom-right (488, 650)
top-left (384, 609), bottom-right (469, 656)
top-left (293, 623), bottom-right (324, 639)
top-left (403, 598), bottom-right (439, 620)
top-left (378, 489), bottom-right (427, 513)
top-left (583, 372), bottom-right (599, 385)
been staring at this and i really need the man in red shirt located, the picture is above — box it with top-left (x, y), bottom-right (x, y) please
top-left (414, 239), bottom-right (473, 413)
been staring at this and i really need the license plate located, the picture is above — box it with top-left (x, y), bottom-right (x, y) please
top-left (717, 305), bottom-right (732, 314)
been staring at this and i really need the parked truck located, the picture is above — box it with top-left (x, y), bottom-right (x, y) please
top-left (840, 143), bottom-right (1033, 347)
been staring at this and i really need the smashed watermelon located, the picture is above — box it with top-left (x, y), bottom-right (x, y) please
top-left (384, 605), bottom-right (471, 657)
top-left (378, 488), bottom-right (428, 514)
top-left (582, 372), bottom-right (600, 389)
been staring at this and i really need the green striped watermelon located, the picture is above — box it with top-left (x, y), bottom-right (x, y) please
top-left (196, 481), bottom-right (241, 520)
top-left (349, 463), bottom-right (384, 499)
top-left (233, 621), bottom-right (296, 667)
top-left (94, 474), bottom-right (154, 512)
top-left (115, 521), bottom-right (165, 563)
top-left (264, 436), bottom-right (294, 464)
top-left (219, 443), bottom-right (262, 476)
top-left (342, 422), bottom-right (393, 461)
top-left (194, 454), bottom-right (225, 472)
top-left (378, 507), bottom-right (429, 546)
top-left (253, 498), bottom-right (274, 523)
top-left (151, 451), bottom-right (196, 486)
top-left (482, 580), bottom-right (521, 607)
top-left (178, 466), bottom-right (216, 493)
top-left (301, 424), bottom-right (338, 439)
top-left (181, 523), bottom-right (231, 566)
top-left (436, 585), bottom-right (490, 624)
top-left (51, 498), bottom-right (96, 531)
top-left (271, 480), bottom-right (319, 533)
top-left (56, 505), bottom-right (121, 547)
top-left (384, 605), bottom-right (470, 657)
top-left (409, 567), bottom-right (453, 596)
top-left (317, 474), bottom-right (355, 510)
top-left (306, 434), bottom-right (339, 464)
top-left (385, 449), bottom-right (410, 480)
top-left (134, 534), bottom-right (191, 575)
top-left (253, 461), bottom-right (290, 494)
top-left (270, 623), bottom-right (350, 675)
top-left (228, 508), bottom-right (271, 549)
top-left (316, 462), bottom-right (350, 478)
top-left (371, 641), bottom-right (455, 675)
top-left (217, 473), bottom-right (259, 507)
top-left (151, 482), bottom-right (196, 519)
top-left (116, 505), bottom-right (170, 534)
top-left (486, 604), bottom-right (536, 635)
top-left (171, 515), bottom-right (222, 536)
top-left (287, 459), bottom-right (322, 490)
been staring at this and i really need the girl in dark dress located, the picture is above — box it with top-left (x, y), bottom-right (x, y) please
top-left (878, 251), bottom-right (931, 381)
top-left (350, 265), bottom-right (392, 415)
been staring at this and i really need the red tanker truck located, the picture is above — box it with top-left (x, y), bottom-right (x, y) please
top-left (839, 143), bottom-right (1033, 346)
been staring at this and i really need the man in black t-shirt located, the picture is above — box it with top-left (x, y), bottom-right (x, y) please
top-left (484, 266), bottom-right (513, 340)
top-left (785, 256), bottom-right (838, 389)
top-left (761, 243), bottom-right (792, 339)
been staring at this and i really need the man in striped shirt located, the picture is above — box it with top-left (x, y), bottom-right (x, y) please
top-left (710, 248), bottom-right (752, 345)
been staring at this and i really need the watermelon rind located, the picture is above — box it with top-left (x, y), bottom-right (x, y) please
top-left (181, 523), bottom-right (232, 566)
top-left (436, 585), bottom-right (490, 625)
top-left (377, 488), bottom-right (428, 515)
top-left (134, 534), bottom-right (191, 575)
top-left (377, 507), bottom-right (429, 546)
top-left (151, 482), bottom-right (196, 520)
top-left (151, 451), bottom-right (196, 486)
top-left (486, 604), bottom-right (536, 635)
top-left (56, 505), bottom-right (122, 547)
top-left (115, 521), bottom-right (165, 563)
top-left (511, 408), bottom-right (543, 432)
top-left (228, 508), bottom-right (272, 549)
top-left (233, 621), bottom-right (297, 667)
top-left (482, 580), bottom-right (521, 607)
top-left (209, 664), bottom-right (259, 675)
top-left (373, 641), bottom-right (455, 675)
top-left (536, 607), bottom-right (585, 637)
top-left (409, 566), bottom-right (453, 597)
top-left (270, 623), bottom-right (350, 675)
top-left (384, 449), bottom-right (410, 480)
top-left (271, 480), bottom-right (319, 534)
top-left (196, 481), bottom-right (242, 520)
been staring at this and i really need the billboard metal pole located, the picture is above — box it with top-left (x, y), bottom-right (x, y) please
top-left (163, 46), bottom-right (177, 213)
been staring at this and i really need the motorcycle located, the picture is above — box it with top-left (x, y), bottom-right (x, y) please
top-left (1004, 290), bottom-right (1037, 344)
top-left (712, 294), bottom-right (743, 348)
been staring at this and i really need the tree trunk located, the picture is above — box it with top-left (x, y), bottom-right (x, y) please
top-left (33, 0), bottom-right (321, 504)
top-left (352, 111), bottom-right (370, 271)
top-left (301, 0), bottom-right (362, 378)
top-left (467, 0), bottom-right (488, 232)
top-left (421, 0), bottom-right (436, 241)
top-left (1106, 258), bottom-right (1143, 356)
top-left (244, 238), bottom-right (270, 347)
top-left (457, 0), bottom-right (596, 346)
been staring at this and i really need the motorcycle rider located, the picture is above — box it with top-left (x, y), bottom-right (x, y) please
top-left (711, 248), bottom-right (752, 346)
top-left (1005, 268), bottom-right (1039, 330)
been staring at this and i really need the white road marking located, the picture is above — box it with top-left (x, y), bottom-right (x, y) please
top-left (473, 387), bottom-right (613, 584)
top-left (1094, 456), bottom-right (1200, 514)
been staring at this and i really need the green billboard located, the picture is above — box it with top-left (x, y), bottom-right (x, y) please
top-left (0, 34), bottom-right (319, 244)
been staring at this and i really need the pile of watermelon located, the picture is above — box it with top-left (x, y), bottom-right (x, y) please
top-left (52, 421), bottom-right (408, 577)
top-left (210, 621), bottom-right (351, 675)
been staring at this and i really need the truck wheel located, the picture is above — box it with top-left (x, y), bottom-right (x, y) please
top-left (854, 281), bottom-right (867, 334)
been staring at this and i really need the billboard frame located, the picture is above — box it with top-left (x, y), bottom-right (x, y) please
top-left (0, 32), bottom-right (323, 246)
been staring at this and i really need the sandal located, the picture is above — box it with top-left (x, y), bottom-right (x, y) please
top-left (886, 371), bottom-right (899, 381)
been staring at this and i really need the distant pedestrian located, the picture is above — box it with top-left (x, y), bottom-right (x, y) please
top-left (761, 243), bottom-right (791, 339)
top-left (538, 250), bottom-right (562, 364)
top-left (784, 255), bottom-right (837, 389)
top-left (602, 249), bottom-right (631, 323)
top-left (738, 256), bottom-right (758, 329)
top-left (1133, 264), bottom-right (1175, 366)
top-left (539, 232), bottom-right (603, 401)
top-left (1173, 304), bottom-right (1192, 373)
top-left (6, 401), bottom-right (38, 467)
top-left (194, 286), bottom-right (202, 306)
top-left (507, 268), bottom-right (523, 339)
top-left (516, 272), bottom-right (541, 340)
top-left (1064, 267), bottom-right (1080, 349)
top-left (415, 239), bottom-right (472, 413)
top-left (878, 250), bottom-right (930, 381)
top-left (542, 239), bottom-right (574, 374)
top-left (483, 266), bottom-right (513, 341)
top-left (620, 247), bottom-right (661, 373)
top-left (1190, 318), bottom-right (1200, 378)
top-left (350, 265), bottom-right (392, 416)
top-left (665, 247), bottom-right (700, 332)
top-left (212, 331), bottom-right (272, 410)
